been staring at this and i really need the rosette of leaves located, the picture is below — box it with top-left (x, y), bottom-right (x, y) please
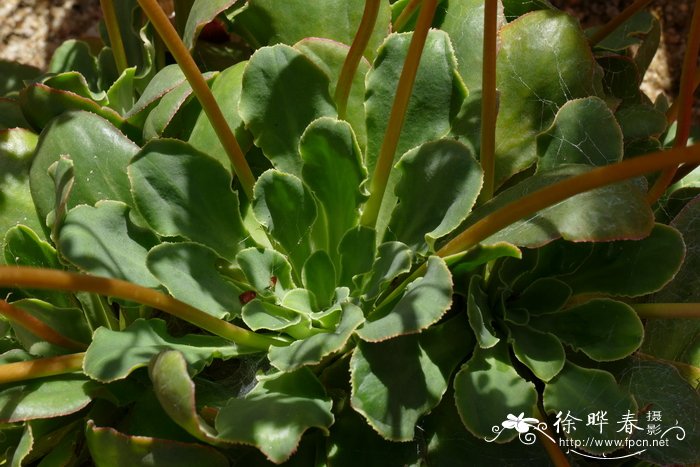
top-left (0, 0), bottom-right (699, 466)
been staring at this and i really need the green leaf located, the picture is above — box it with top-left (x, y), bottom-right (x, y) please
top-left (47, 40), bottom-right (99, 91)
top-left (126, 64), bottom-right (186, 125)
top-left (269, 303), bottom-right (364, 372)
top-left (241, 299), bottom-right (308, 336)
top-left (424, 387), bottom-right (550, 466)
top-left (106, 67), bottom-right (137, 115)
top-left (389, 139), bottom-right (482, 252)
top-left (215, 368), bottom-right (334, 464)
top-left (360, 241), bottom-right (412, 302)
top-left (8, 299), bottom-right (91, 356)
top-left (365, 30), bottom-right (465, 235)
top-left (351, 317), bottom-right (473, 441)
top-left (454, 342), bottom-right (538, 441)
top-left (0, 98), bottom-right (30, 129)
top-left (188, 62), bottom-right (253, 168)
top-left (507, 277), bottom-right (571, 316)
top-left (358, 256), bottom-right (452, 342)
top-left (141, 72), bottom-right (214, 141)
top-left (537, 97), bottom-right (623, 170)
top-left (30, 111), bottom-right (138, 226)
top-left (338, 226), bottom-right (376, 291)
top-left (129, 139), bottom-right (250, 259)
top-left (239, 44), bottom-right (337, 175)
top-left (543, 362), bottom-right (636, 453)
top-left (644, 198), bottom-right (700, 367)
top-left (149, 350), bottom-right (220, 443)
top-left (501, 0), bottom-right (553, 21)
top-left (618, 358), bottom-right (700, 465)
top-left (236, 0), bottom-right (391, 60)
top-left (236, 247), bottom-right (295, 299)
top-left (295, 39), bottom-right (370, 151)
top-left (327, 405), bottom-right (421, 467)
top-left (58, 201), bottom-right (160, 288)
top-left (589, 10), bottom-right (657, 51)
top-left (530, 299), bottom-right (643, 361)
top-left (466, 275), bottom-right (499, 349)
top-left (495, 10), bottom-right (599, 185)
top-left (0, 60), bottom-right (40, 96)
top-left (147, 242), bottom-right (246, 320)
top-left (183, 0), bottom-right (239, 50)
top-left (0, 128), bottom-right (43, 250)
top-left (460, 165), bottom-right (654, 247)
top-left (302, 250), bottom-right (336, 309)
top-left (439, 0), bottom-right (505, 91)
top-left (560, 224), bottom-right (685, 297)
top-left (616, 103), bottom-right (667, 143)
top-left (85, 421), bottom-right (229, 467)
top-left (252, 169), bottom-right (317, 273)
top-left (300, 117), bottom-right (367, 266)
top-left (0, 375), bottom-right (93, 423)
top-left (508, 324), bottom-right (565, 382)
top-left (84, 318), bottom-right (253, 383)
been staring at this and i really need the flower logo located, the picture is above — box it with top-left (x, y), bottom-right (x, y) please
top-left (502, 413), bottom-right (540, 434)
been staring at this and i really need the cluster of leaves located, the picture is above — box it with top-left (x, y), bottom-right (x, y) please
top-left (0, 0), bottom-right (699, 465)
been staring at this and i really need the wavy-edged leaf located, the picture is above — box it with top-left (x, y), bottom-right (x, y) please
top-left (531, 299), bottom-right (643, 361)
top-left (560, 224), bottom-right (685, 297)
top-left (239, 44), bottom-right (336, 175)
top-left (270, 303), bottom-right (364, 372)
top-left (236, 0), bottom-right (390, 61)
top-left (454, 342), bottom-right (538, 441)
top-left (58, 201), bottom-right (160, 287)
top-left (147, 242), bottom-right (245, 320)
top-left (129, 139), bottom-right (250, 259)
top-left (84, 319), bottom-right (253, 383)
top-left (183, 0), bottom-right (239, 50)
top-left (149, 350), bottom-right (220, 444)
top-left (188, 61), bottom-right (252, 168)
top-left (390, 139), bottom-right (482, 252)
top-left (241, 299), bottom-right (309, 336)
top-left (338, 226), bottom-right (376, 291)
top-left (0, 375), bottom-right (93, 423)
top-left (537, 97), bottom-right (623, 171)
top-left (215, 368), bottom-right (334, 464)
top-left (495, 10), bottom-right (599, 184)
top-left (507, 277), bottom-right (571, 315)
top-left (302, 251), bottom-right (336, 310)
top-left (85, 421), bottom-right (228, 467)
top-left (466, 275), bottom-right (499, 349)
top-left (236, 247), bottom-right (295, 300)
top-left (300, 117), bottom-right (367, 265)
top-left (0, 60), bottom-right (40, 96)
top-left (295, 39), bottom-right (370, 151)
top-left (252, 169), bottom-right (317, 273)
top-left (357, 256), bottom-right (452, 342)
top-left (543, 362), bottom-right (636, 454)
top-left (127, 64), bottom-right (186, 123)
top-left (508, 324), bottom-right (565, 382)
top-left (0, 128), bottom-right (43, 254)
top-left (360, 241), bottom-right (412, 302)
top-left (459, 165), bottom-right (653, 247)
top-left (351, 317), bottom-right (473, 441)
top-left (30, 111), bottom-right (138, 226)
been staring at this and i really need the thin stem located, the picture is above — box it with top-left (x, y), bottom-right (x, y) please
top-left (633, 303), bottom-right (700, 319)
top-left (393, 0), bottom-right (422, 32)
top-left (0, 267), bottom-right (284, 350)
top-left (588, 0), bottom-right (654, 46)
top-left (136, 0), bottom-right (256, 199)
top-left (0, 300), bottom-right (88, 351)
top-left (647, 0), bottom-right (700, 204)
top-left (479, 0), bottom-right (499, 201)
top-left (0, 353), bottom-right (85, 385)
top-left (360, 0), bottom-right (438, 228)
top-left (335, 0), bottom-right (381, 119)
top-left (438, 143), bottom-right (700, 257)
top-left (537, 408), bottom-right (571, 467)
top-left (99, 0), bottom-right (129, 74)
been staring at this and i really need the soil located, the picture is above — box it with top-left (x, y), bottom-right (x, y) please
top-left (0, 0), bottom-right (694, 106)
